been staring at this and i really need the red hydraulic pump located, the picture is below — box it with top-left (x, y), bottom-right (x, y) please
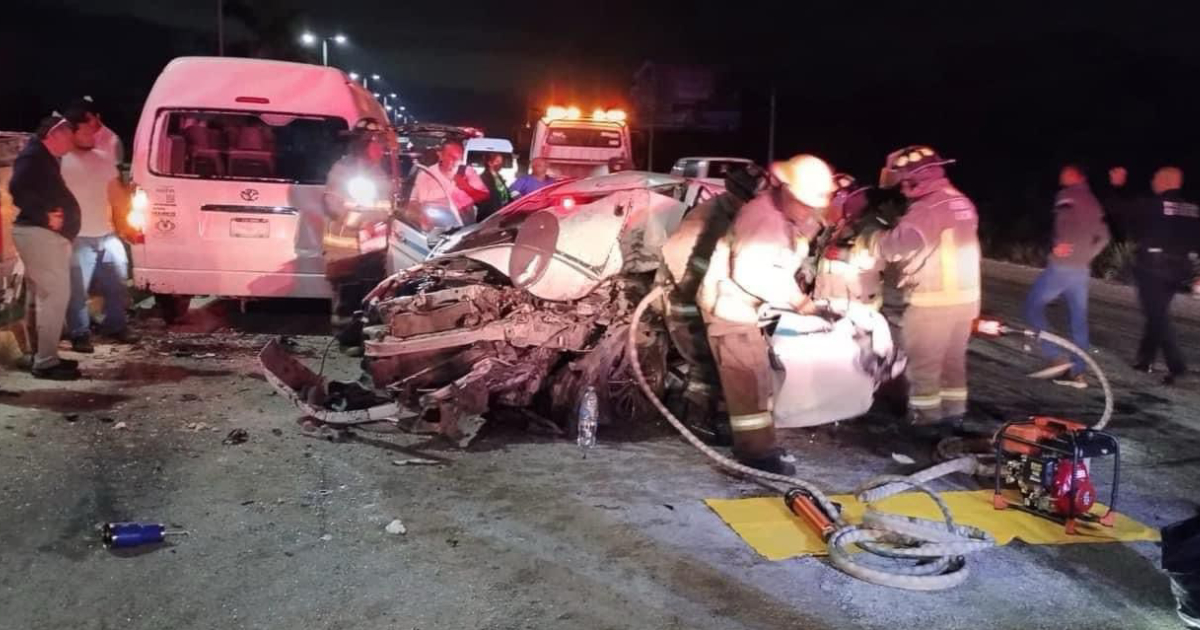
top-left (992, 416), bottom-right (1120, 535)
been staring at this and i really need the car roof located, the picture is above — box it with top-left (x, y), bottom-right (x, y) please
top-left (464, 137), bottom-right (514, 152)
top-left (673, 156), bottom-right (756, 163)
top-left (548, 171), bottom-right (686, 195)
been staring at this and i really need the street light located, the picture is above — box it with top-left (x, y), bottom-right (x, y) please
top-left (348, 71), bottom-right (360, 81)
top-left (300, 31), bottom-right (347, 66)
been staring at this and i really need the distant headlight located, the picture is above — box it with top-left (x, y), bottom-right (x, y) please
top-left (347, 176), bottom-right (378, 207)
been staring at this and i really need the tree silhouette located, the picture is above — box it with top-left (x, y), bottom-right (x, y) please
top-left (223, 0), bottom-right (308, 62)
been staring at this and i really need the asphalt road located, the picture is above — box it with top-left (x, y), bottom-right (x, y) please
top-left (0, 261), bottom-right (1197, 630)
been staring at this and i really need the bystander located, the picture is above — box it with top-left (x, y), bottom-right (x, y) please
top-left (9, 115), bottom-right (83, 380)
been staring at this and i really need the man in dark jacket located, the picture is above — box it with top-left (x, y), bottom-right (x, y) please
top-left (9, 115), bottom-right (83, 380)
top-left (476, 152), bottom-right (511, 221)
top-left (1110, 165), bottom-right (1200, 385)
top-left (1024, 164), bottom-right (1111, 387)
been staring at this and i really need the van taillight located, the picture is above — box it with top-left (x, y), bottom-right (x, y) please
top-left (235, 96), bottom-right (270, 104)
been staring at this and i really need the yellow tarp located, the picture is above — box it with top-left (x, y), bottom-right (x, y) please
top-left (705, 490), bottom-right (1160, 561)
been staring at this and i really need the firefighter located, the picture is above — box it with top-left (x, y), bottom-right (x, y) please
top-left (659, 164), bottom-right (770, 444)
top-left (1109, 166), bottom-right (1200, 385)
top-left (696, 154), bottom-right (836, 474)
top-left (323, 118), bottom-right (395, 335)
top-left (813, 174), bottom-right (885, 309)
top-left (864, 146), bottom-right (981, 434)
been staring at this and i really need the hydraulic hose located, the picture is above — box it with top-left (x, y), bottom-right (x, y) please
top-left (1022, 329), bottom-right (1113, 430)
top-left (627, 285), bottom-right (994, 590)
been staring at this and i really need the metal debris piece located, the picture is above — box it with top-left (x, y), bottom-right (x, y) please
top-left (113, 422), bottom-right (128, 430)
top-left (319, 534), bottom-right (333, 542)
top-left (456, 415), bottom-right (486, 448)
top-left (891, 452), bottom-right (917, 465)
top-left (391, 458), bottom-right (444, 466)
top-left (385, 519), bottom-right (407, 535)
top-left (222, 428), bottom-right (249, 445)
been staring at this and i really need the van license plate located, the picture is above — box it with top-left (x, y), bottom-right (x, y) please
top-left (230, 218), bottom-right (269, 238)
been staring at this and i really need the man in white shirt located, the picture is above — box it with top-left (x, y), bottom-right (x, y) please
top-left (61, 115), bottom-right (138, 352)
top-left (67, 96), bottom-right (123, 163)
top-left (410, 140), bottom-right (485, 223)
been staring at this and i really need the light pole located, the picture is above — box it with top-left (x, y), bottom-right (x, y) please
top-left (300, 32), bottom-right (347, 67)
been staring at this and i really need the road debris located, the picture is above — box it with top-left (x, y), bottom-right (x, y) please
top-left (385, 519), bottom-right (407, 535)
top-left (890, 452), bottom-right (916, 465)
top-left (319, 534), bottom-right (333, 542)
top-left (222, 428), bottom-right (249, 445)
top-left (391, 456), bottom-right (444, 465)
top-left (113, 422), bottom-right (128, 430)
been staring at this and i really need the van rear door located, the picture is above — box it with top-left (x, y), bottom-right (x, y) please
top-left (143, 110), bottom-right (347, 278)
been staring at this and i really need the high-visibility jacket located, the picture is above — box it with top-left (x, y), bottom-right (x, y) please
top-left (874, 178), bottom-right (981, 309)
top-left (699, 187), bottom-right (823, 325)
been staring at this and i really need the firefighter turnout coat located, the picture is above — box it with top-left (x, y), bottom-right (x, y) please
top-left (873, 177), bottom-right (981, 423)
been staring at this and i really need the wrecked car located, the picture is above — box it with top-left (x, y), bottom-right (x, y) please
top-left (260, 170), bottom-right (902, 441)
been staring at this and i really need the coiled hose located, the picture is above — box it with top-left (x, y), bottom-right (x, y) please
top-left (626, 286), bottom-right (995, 590)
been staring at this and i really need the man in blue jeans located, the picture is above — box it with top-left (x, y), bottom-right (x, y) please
top-left (1024, 164), bottom-right (1111, 387)
top-left (61, 109), bottom-right (138, 351)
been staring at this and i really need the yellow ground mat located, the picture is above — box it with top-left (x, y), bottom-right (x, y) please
top-left (705, 490), bottom-right (1160, 561)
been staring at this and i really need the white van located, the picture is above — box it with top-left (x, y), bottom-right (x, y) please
top-left (127, 56), bottom-right (391, 313)
top-left (464, 137), bottom-right (517, 184)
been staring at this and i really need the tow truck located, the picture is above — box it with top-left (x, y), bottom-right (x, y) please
top-left (530, 106), bottom-right (632, 179)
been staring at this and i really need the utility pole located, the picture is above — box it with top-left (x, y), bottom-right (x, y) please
top-left (647, 65), bottom-right (657, 171)
top-left (216, 0), bottom-right (224, 56)
top-left (767, 85), bottom-right (777, 165)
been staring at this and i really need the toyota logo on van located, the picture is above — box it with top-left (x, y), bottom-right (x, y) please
top-left (240, 188), bottom-right (260, 202)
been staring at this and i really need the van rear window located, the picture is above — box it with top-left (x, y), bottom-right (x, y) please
top-left (466, 151), bottom-right (514, 169)
top-left (545, 127), bottom-right (624, 148)
top-left (151, 110), bottom-right (349, 184)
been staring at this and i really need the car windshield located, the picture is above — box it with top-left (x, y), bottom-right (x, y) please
top-left (545, 126), bottom-right (624, 148)
top-left (707, 160), bottom-right (751, 178)
top-left (151, 110), bottom-right (349, 184)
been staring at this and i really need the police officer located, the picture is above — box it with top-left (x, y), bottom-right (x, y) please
top-left (865, 146), bottom-right (981, 433)
top-left (696, 154), bottom-right (836, 474)
top-left (1110, 166), bottom-right (1200, 385)
top-left (323, 119), bottom-right (395, 334)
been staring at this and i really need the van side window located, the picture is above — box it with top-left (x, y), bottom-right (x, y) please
top-left (151, 110), bottom-right (349, 185)
top-left (681, 160), bottom-right (702, 178)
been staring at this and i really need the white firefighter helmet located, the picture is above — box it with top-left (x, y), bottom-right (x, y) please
top-left (771, 154), bottom-right (836, 209)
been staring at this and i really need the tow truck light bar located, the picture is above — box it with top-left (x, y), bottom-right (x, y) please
top-left (544, 105), bottom-right (625, 123)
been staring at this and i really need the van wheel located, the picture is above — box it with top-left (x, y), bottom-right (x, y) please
top-left (154, 294), bottom-right (192, 324)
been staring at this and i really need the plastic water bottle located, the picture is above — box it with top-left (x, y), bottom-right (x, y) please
top-left (577, 386), bottom-right (599, 455)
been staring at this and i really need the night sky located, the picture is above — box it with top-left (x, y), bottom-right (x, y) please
top-left (5, 0), bottom-right (1200, 239)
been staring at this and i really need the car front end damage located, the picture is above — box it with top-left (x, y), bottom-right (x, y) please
top-left (260, 172), bottom-right (682, 440)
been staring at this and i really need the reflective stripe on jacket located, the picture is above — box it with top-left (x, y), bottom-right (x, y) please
top-left (875, 179), bottom-right (981, 308)
top-left (700, 187), bottom-right (822, 324)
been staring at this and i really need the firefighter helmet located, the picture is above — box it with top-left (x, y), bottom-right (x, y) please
top-left (879, 145), bottom-right (954, 188)
top-left (831, 173), bottom-right (869, 223)
top-left (771, 154), bottom-right (836, 209)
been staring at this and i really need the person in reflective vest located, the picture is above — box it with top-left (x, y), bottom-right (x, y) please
top-left (865, 146), bottom-right (981, 434)
top-left (697, 154), bottom-right (835, 474)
